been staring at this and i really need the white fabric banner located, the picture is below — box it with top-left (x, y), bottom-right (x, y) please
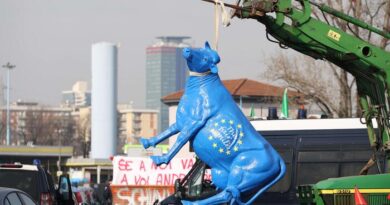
top-left (112, 156), bottom-right (203, 186)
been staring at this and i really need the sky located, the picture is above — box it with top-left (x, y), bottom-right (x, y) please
top-left (0, 0), bottom-right (284, 108)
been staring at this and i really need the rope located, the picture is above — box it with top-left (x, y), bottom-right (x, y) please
top-left (189, 70), bottom-right (212, 77)
top-left (214, 0), bottom-right (231, 51)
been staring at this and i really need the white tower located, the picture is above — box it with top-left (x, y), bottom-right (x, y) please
top-left (91, 42), bottom-right (118, 159)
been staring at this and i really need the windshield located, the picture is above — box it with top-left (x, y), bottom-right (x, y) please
top-left (0, 170), bottom-right (38, 200)
top-left (188, 163), bottom-right (206, 197)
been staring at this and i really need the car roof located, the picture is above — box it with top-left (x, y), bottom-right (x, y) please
top-left (0, 187), bottom-right (38, 205)
top-left (0, 187), bottom-right (30, 198)
top-left (0, 164), bottom-right (38, 171)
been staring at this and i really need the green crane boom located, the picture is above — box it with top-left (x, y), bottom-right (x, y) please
top-left (203, 0), bottom-right (390, 172)
top-left (201, 0), bottom-right (390, 204)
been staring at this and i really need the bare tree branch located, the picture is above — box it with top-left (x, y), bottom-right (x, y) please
top-left (381, 0), bottom-right (390, 48)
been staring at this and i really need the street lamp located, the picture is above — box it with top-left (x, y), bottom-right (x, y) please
top-left (2, 62), bottom-right (15, 146)
top-left (57, 128), bottom-right (63, 173)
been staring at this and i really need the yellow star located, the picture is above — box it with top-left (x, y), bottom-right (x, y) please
top-left (239, 132), bottom-right (244, 137)
top-left (219, 148), bottom-right (224, 153)
top-left (214, 122), bottom-right (219, 127)
top-left (229, 120), bottom-right (234, 124)
top-left (221, 119), bottom-right (226, 123)
top-left (208, 136), bottom-right (213, 140)
top-left (213, 143), bottom-right (217, 148)
top-left (226, 150), bottom-right (231, 155)
top-left (234, 146), bottom-right (239, 152)
top-left (238, 140), bottom-right (243, 145)
top-left (237, 124), bottom-right (242, 129)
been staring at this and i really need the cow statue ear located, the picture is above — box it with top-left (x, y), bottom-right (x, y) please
top-left (205, 41), bottom-right (211, 50)
top-left (210, 64), bottom-right (218, 73)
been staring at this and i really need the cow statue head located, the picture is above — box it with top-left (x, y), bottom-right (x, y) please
top-left (182, 41), bottom-right (220, 74)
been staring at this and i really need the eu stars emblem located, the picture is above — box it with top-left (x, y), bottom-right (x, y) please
top-left (208, 118), bottom-right (245, 156)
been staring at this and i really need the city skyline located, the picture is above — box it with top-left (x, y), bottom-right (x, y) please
top-left (0, 0), bottom-right (285, 108)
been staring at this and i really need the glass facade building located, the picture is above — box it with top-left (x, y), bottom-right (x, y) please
top-left (146, 36), bottom-right (190, 132)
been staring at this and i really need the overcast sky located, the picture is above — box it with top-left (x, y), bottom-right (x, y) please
top-left (0, 0), bottom-right (284, 107)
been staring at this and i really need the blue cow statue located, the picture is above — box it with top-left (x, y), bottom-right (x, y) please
top-left (140, 42), bottom-right (286, 205)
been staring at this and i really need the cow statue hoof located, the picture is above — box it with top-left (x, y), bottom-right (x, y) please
top-left (150, 155), bottom-right (167, 166)
top-left (139, 137), bottom-right (152, 149)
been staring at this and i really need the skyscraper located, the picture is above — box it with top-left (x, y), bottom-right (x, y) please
top-left (146, 36), bottom-right (190, 132)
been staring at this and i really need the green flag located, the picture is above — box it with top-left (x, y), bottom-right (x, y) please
top-left (249, 103), bottom-right (256, 118)
top-left (281, 88), bottom-right (289, 119)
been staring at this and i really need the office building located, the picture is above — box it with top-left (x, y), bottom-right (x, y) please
top-left (0, 101), bottom-right (73, 146)
top-left (62, 81), bottom-right (91, 108)
top-left (117, 104), bottom-right (158, 150)
top-left (145, 36), bottom-right (190, 132)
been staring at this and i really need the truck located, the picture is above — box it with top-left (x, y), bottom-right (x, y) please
top-left (160, 0), bottom-right (390, 204)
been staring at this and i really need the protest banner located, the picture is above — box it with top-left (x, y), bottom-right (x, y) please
top-left (113, 156), bottom-right (210, 186)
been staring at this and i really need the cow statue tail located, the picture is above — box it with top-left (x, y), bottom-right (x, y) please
top-left (234, 159), bottom-right (286, 205)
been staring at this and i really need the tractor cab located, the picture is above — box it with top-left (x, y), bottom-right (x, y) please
top-left (158, 159), bottom-right (218, 205)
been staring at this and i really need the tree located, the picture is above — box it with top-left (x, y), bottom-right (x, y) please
top-left (263, 54), bottom-right (347, 117)
top-left (23, 108), bottom-right (47, 145)
top-left (73, 109), bottom-right (91, 157)
top-left (263, 0), bottom-right (390, 118)
top-left (22, 107), bottom-right (74, 146)
top-left (0, 112), bottom-right (6, 144)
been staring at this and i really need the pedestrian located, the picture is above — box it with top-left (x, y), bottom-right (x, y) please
top-left (103, 181), bottom-right (112, 205)
top-left (92, 184), bottom-right (101, 205)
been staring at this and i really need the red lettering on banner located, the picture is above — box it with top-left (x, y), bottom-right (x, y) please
top-left (139, 160), bottom-right (146, 172)
top-left (163, 174), bottom-right (171, 185)
top-left (180, 158), bottom-right (194, 169)
top-left (151, 162), bottom-right (172, 170)
top-left (118, 159), bottom-right (133, 171)
top-left (113, 157), bottom-right (198, 186)
top-left (151, 162), bottom-right (157, 170)
top-left (156, 173), bottom-right (163, 185)
top-left (120, 174), bottom-right (128, 185)
top-left (154, 173), bottom-right (187, 185)
top-left (115, 187), bottom-right (172, 204)
top-left (134, 176), bottom-right (150, 185)
top-left (188, 158), bottom-right (194, 168)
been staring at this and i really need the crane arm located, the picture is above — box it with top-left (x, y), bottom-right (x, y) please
top-left (203, 0), bottom-right (390, 172)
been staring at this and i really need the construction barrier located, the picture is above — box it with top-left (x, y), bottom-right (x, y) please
top-left (111, 185), bottom-right (174, 205)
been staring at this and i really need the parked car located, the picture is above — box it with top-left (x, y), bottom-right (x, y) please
top-left (0, 162), bottom-right (74, 205)
top-left (0, 187), bottom-right (38, 205)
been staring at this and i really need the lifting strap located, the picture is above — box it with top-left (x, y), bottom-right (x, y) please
top-left (214, 0), bottom-right (231, 51)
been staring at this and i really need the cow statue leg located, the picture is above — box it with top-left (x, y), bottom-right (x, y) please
top-left (140, 123), bottom-right (179, 149)
top-left (182, 150), bottom-right (286, 205)
top-left (147, 120), bottom-right (206, 166)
